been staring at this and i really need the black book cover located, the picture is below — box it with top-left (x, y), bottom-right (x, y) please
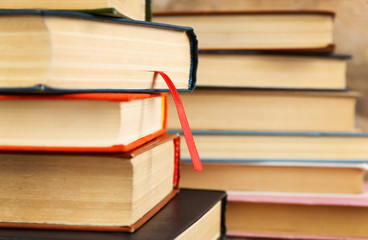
top-left (0, 189), bottom-right (227, 240)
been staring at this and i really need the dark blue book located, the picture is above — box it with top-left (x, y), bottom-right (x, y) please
top-left (0, 9), bottom-right (197, 93)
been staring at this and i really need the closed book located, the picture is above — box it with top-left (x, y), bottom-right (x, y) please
top-left (0, 134), bottom-right (180, 232)
top-left (154, 11), bottom-right (335, 52)
top-left (171, 130), bottom-right (368, 163)
top-left (0, 93), bottom-right (167, 152)
top-left (0, 9), bottom-right (197, 93)
top-left (226, 188), bottom-right (368, 239)
top-left (174, 130), bottom-right (368, 194)
top-left (180, 162), bottom-right (366, 194)
top-left (196, 51), bottom-right (350, 90)
top-left (0, 189), bottom-right (226, 239)
top-left (167, 89), bottom-right (358, 132)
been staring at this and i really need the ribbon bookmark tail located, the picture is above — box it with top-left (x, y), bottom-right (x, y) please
top-left (155, 71), bottom-right (203, 172)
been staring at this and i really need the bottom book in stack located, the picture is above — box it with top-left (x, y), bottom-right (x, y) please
top-left (0, 134), bottom-right (180, 232)
top-left (226, 189), bottom-right (368, 240)
top-left (0, 189), bottom-right (227, 240)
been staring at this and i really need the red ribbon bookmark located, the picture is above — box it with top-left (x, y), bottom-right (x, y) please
top-left (155, 71), bottom-right (203, 172)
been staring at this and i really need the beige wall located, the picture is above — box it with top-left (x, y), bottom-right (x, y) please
top-left (153, 0), bottom-right (368, 119)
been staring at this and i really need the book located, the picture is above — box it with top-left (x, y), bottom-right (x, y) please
top-left (180, 162), bottom-right (366, 194)
top-left (153, 11), bottom-right (335, 52)
top-left (0, 0), bottom-right (151, 21)
top-left (0, 93), bottom-right (167, 152)
top-left (0, 134), bottom-right (180, 232)
top-left (0, 9), bottom-right (198, 93)
top-left (152, 0), bottom-right (322, 13)
top-left (171, 131), bottom-right (368, 163)
top-left (196, 51), bottom-right (350, 90)
top-left (167, 89), bottom-right (358, 132)
top-left (0, 189), bottom-right (227, 239)
top-left (226, 189), bottom-right (368, 239)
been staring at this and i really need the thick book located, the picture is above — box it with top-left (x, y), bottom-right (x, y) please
top-left (0, 93), bottom-right (167, 152)
top-left (0, 0), bottom-right (151, 21)
top-left (0, 9), bottom-right (198, 93)
top-left (196, 51), bottom-right (350, 90)
top-left (0, 134), bottom-right (180, 232)
top-left (0, 189), bottom-right (226, 239)
top-left (153, 11), bottom-right (335, 52)
top-left (226, 189), bottom-right (368, 239)
top-left (170, 130), bottom-right (368, 163)
top-left (167, 89), bottom-right (358, 132)
top-left (180, 162), bottom-right (366, 194)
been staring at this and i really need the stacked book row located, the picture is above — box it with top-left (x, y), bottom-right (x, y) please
top-left (154, 6), bottom-right (368, 240)
top-left (0, 1), bottom-right (226, 240)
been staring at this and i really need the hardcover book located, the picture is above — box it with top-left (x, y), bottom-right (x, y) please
top-left (226, 189), bottom-right (368, 239)
top-left (0, 9), bottom-right (198, 93)
top-left (0, 134), bottom-right (180, 232)
top-left (0, 93), bottom-right (167, 152)
top-left (167, 89), bottom-right (358, 132)
top-left (0, 0), bottom-right (151, 21)
top-left (0, 189), bottom-right (227, 239)
top-left (196, 51), bottom-right (350, 90)
top-left (180, 162), bottom-right (366, 194)
top-left (153, 11), bottom-right (335, 52)
top-left (172, 130), bottom-right (368, 163)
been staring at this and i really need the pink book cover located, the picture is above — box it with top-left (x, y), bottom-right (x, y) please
top-left (227, 232), bottom-right (368, 240)
top-left (227, 190), bottom-right (368, 208)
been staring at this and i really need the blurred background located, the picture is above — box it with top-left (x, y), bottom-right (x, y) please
top-left (153, 0), bottom-right (368, 130)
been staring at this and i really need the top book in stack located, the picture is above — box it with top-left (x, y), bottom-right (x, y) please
top-left (0, 9), bottom-right (198, 93)
top-left (0, 0), bottom-right (151, 21)
top-left (154, 11), bottom-right (335, 52)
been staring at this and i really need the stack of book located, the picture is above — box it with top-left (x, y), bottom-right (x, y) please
top-left (0, 1), bottom-right (226, 240)
top-left (154, 7), bottom-right (368, 240)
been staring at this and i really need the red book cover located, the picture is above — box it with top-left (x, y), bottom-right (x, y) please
top-left (0, 92), bottom-right (167, 152)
